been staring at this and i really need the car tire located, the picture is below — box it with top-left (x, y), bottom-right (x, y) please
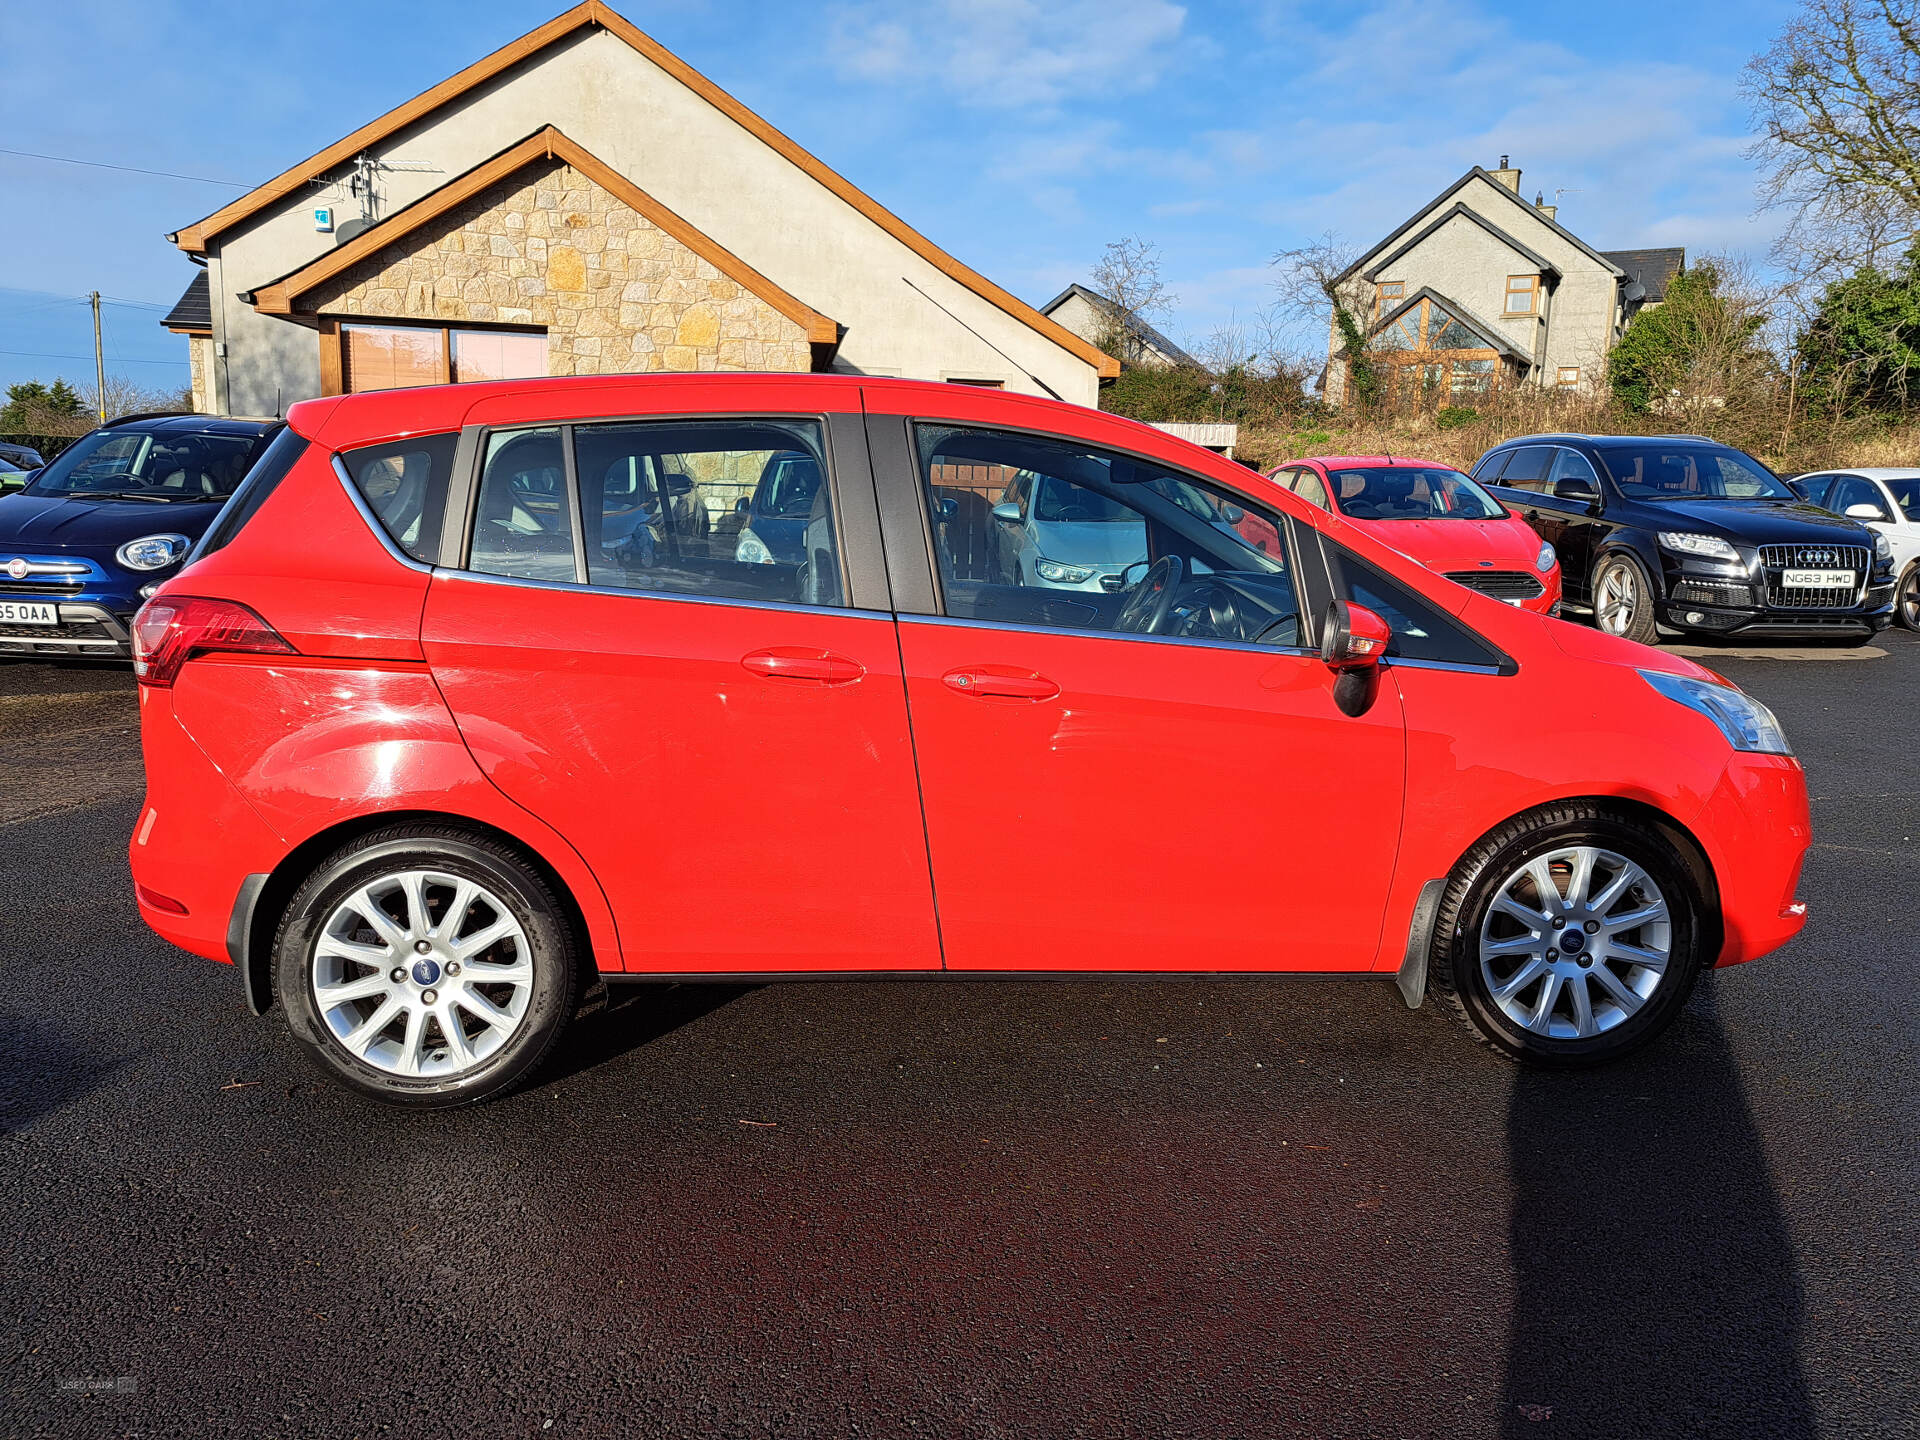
top-left (1427, 803), bottom-right (1707, 1067)
top-left (1896, 561), bottom-right (1920, 632)
top-left (1591, 552), bottom-right (1660, 645)
top-left (272, 825), bottom-right (579, 1108)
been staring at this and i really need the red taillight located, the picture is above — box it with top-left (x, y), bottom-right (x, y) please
top-left (131, 596), bottom-right (294, 686)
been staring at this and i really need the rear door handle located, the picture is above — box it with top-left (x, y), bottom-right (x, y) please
top-left (942, 667), bottom-right (1060, 701)
top-left (741, 648), bottom-right (865, 685)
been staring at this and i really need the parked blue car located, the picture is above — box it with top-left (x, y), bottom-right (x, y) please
top-left (0, 413), bottom-right (280, 659)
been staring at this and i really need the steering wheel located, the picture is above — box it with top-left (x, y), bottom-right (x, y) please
top-left (1115, 554), bottom-right (1185, 634)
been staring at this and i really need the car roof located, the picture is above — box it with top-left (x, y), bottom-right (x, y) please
top-left (1487, 432), bottom-right (1731, 448)
top-left (1800, 467), bottom-right (1920, 479)
top-left (100, 413), bottom-right (278, 436)
top-left (1280, 455), bottom-right (1457, 470)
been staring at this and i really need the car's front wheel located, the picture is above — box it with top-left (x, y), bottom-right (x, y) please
top-left (272, 825), bottom-right (578, 1107)
top-left (1428, 804), bottom-right (1707, 1066)
top-left (1896, 561), bottom-right (1920, 632)
top-left (1592, 552), bottom-right (1660, 645)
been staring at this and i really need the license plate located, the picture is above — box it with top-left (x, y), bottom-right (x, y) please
top-left (0, 600), bottom-right (57, 625)
top-left (1782, 568), bottom-right (1854, 588)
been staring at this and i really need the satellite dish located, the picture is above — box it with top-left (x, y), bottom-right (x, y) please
top-left (334, 217), bottom-right (371, 246)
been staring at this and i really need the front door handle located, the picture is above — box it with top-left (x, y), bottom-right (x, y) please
top-left (942, 667), bottom-right (1060, 701)
top-left (742, 648), bottom-right (865, 685)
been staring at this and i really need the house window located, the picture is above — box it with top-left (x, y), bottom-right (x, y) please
top-left (340, 322), bottom-right (547, 393)
top-left (945, 377), bottom-right (1006, 388)
top-left (1450, 358), bottom-right (1496, 395)
top-left (1556, 366), bottom-right (1581, 388)
top-left (1505, 275), bottom-right (1539, 315)
top-left (1376, 281), bottom-right (1405, 316)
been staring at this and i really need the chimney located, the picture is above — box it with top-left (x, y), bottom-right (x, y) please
top-left (1534, 189), bottom-right (1557, 221)
top-left (1490, 155), bottom-right (1521, 192)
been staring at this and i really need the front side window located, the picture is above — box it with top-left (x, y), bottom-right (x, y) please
top-left (1292, 470), bottom-right (1332, 509)
top-left (27, 426), bottom-right (262, 500)
top-left (1828, 475), bottom-right (1892, 520)
top-left (1597, 443), bottom-right (1795, 500)
top-left (575, 419), bottom-right (841, 607)
top-left (342, 432), bottom-right (460, 563)
top-left (1549, 448), bottom-right (1602, 498)
top-left (1325, 466), bottom-right (1505, 520)
top-left (917, 425), bottom-right (1301, 648)
top-left (1884, 476), bottom-right (1920, 520)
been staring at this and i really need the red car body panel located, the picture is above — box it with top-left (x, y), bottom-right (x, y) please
top-left (1271, 455), bottom-right (1563, 616)
top-left (128, 374), bottom-right (1807, 997)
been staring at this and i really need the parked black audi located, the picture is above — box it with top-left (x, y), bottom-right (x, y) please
top-left (1469, 434), bottom-right (1896, 644)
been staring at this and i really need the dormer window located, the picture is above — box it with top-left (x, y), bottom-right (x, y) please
top-left (1505, 275), bottom-right (1540, 315)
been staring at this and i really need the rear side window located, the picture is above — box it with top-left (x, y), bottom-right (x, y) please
top-left (192, 427), bottom-right (305, 561)
top-left (1327, 545), bottom-right (1503, 668)
top-left (342, 432), bottom-right (460, 563)
top-left (1495, 446), bottom-right (1552, 490)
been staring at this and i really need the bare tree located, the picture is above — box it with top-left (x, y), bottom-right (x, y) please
top-left (1745, 0), bottom-right (1920, 283)
top-left (1272, 232), bottom-right (1375, 403)
top-left (81, 376), bottom-right (192, 423)
top-left (1088, 236), bottom-right (1177, 365)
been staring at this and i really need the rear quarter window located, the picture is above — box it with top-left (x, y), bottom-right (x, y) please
top-left (1494, 446), bottom-right (1552, 491)
top-left (342, 433), bottom-right (461, 563)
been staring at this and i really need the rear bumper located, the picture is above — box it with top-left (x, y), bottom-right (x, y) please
top-left (1694, 753), bottom-right (1811, 967)
top-left (0, 602), bottom-right (132, 658)
top-left (129, 685), bottom-right (286, 962)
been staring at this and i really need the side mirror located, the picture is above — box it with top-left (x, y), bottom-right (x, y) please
top-left (991, 502), bottom-right (1022, 524)
top-left (1555, 479), bottom-right (1599, 508)
top-left (1845, 502), bottom-right (1887, 522)
top-left (734, 496), bottom-right (750, 514)
top-left (1320, 599), bottom-right (1392, 672)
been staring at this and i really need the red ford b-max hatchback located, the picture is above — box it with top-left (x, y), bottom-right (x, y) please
top-left (130, 376), bottom-right (1809, 1106)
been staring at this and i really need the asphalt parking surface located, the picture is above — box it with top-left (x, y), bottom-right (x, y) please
top-left (1, 635), bottom-right (1914, 1440)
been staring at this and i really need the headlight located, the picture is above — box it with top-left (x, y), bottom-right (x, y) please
top-left (1874, 531), bottom-right (1893, 564)
top-left (1640, 669), bottom-right (1791, 754)
top-left (115, 533), bottom-right (191, 571)
top-left (1657, 531), bottom-right (1741, 563)
top-left (1036, 558), bottom-right (1096, 584)
top-left (1535, 540), bottom-right (1556, 573)
top-left (735, 528), bottom-right (774, 565)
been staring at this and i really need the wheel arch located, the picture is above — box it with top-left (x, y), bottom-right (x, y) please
top-left (1592, 536), bottom-right (1665, 598)
top-left (1445, 793), bottom-right (1722, 959)
top-left (237, 810), bottom-right (603, 1016)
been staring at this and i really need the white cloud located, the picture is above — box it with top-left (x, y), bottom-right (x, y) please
top-left (828, 0), bottom-right (1188, 108)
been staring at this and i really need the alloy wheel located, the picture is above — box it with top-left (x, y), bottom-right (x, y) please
top-left (1596, 561), bottom-right (1639, 637)
top-left (1477, 845), bottom-right (1672, 1040)
top-left (311, 870), bottom-right (534, 1078)
top-left (1900, 565), bottom-right (1920, 629)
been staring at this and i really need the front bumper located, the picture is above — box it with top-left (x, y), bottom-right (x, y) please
top-left (1657, 553), bottom-right (1896, 635)
top-left (0, 601), bottom-right (133, 658)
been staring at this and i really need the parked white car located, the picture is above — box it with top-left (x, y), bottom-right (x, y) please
top-left (1790, 469), bottom-right (1920, 630)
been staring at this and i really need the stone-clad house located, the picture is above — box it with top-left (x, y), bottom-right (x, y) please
top-left (162, 2), bottom-right (1116, 416)
top-left (1324, 158), bottom-right (1683, 404)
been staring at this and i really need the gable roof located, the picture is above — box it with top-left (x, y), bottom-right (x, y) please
top-left (1362, 202), bottom-right (1562, 283)
top-left (1339, 168), bottom-right (1626, 284)
top-left (243, 126), bottom-right (839, 346)
top-left (1600, 247), bottom-right (1685, 303)
top-left (170, 1), bottom-right (1118, 379)
top-left (1369, 286), bottom-right (1532, 364)
top-left (160, 270), bottom-right (211, 335)
top-left (1039, 283), bottom-right (1199, 367)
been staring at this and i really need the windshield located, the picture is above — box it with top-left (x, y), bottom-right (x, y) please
top-left (1885, 476), bottom-right (1920, 521)
top-left (1597, 443), bottom-right (1795, 501)
top-left (759, 453), bottom-right (823, 517)
top-left (1325, 465), bottom-right (1505, 520)
top-left (26, 427), bottom-right (261, 500)
top-left (1033, 473), bottom-right (1138, 523)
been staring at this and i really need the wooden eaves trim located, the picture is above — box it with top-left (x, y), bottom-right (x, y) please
top-left (244, 126), bottom-right (840, 346)
top-left (172, 1), bottom-right (1119, 379)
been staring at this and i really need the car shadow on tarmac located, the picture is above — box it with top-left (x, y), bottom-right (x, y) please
top-left (1499, 983), bottom-right (1815, 1439)
top-left (539, 981), bottom-right (757, 1085)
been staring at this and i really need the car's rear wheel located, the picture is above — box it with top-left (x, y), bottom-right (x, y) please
top-left (1896, 561), bottom-right (1920, 632)
top-left (273, 825), bottom-right (577, 1107)
top-left (1592, 552), bottom-right (1659, 645)
top-left (1428, 804), bottom-right (1707, 1066)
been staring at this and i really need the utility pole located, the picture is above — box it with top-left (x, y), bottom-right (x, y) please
top-left (90, 291), bottom-right (106, 422)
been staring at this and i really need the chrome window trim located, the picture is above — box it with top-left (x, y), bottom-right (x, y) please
top-left (897, 610), bottom-right (1318, 660)
top-left (433, 564), bottom-right (889, 623)
top-left (331, 453), bottom-right (435, 575)
top-left (1382, 656), bottom-right (1507, 676)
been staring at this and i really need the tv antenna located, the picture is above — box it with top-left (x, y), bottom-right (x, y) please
top-left (312, 153), bottom-right (442, 226)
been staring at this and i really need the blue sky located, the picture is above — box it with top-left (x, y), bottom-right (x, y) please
top-left (0, 0), bottom-right (1800, 396)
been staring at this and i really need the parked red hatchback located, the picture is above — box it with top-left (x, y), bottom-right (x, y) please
top-left (1268, 455), bottom-right (1563, 615)
top-left (130, 376), bottom-right (1807, 1106)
